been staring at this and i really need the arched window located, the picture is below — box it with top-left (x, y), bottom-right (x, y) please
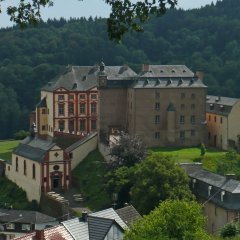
top-left (16, 157), bottom-right (18, 172)
top-left (24, 160), bottom-right (27, 176)
top-left (32, 164), bottom-right (35, 179)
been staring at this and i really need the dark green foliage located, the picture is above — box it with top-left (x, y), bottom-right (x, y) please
top-left (0, 176), bottom-right (30, 209)
top-left (220, 223), bottom-right (238, 238)
top-left (1, 0), bottom-right (240, 138)
top-left (14, 130), bottom-right (29, 140)
top-left (124, 200), bottom-right (211, 240)
top-left (109, 132), bottom-right (147, 169)
top-left (200, 143), bottom-right (206, 156)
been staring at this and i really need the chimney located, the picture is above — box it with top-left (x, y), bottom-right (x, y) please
top-left (35, 230), bottom-right (45, 240)
top-left (142, 64), bottom-right (149, 72)
top-left (225, 173), bottom-right (236, 180)
top-left (81, 211), bottom-right (88, 222)
top-left (195, 71), bottom-right (204, 81)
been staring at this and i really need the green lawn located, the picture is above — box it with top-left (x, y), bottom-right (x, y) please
top-left (150, 147), bottom-right (226, 172)
top-left (72, 150), bottom-right (111, 211)
top-left (0, 140), bottom-right (20, 161)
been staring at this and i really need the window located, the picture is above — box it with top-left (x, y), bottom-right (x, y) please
top-left (80, 119), bottom-right (86, 131)
top-left (180, 115), bottom-right (185, 124)
top-left (69, 120), bottom-right (74, 133)
top-left (191, 93), bottom-right (196, 99)
top-left (155, 102), bottom-right (160, 110)
top-left (155, 132), bottom-right (160, 139)
top-left (69, 95), bottom-right (74, 100)
top-left (22, 224), bottom-right (31, 231)
top-left (91, 94), bottom-right (97, 100)
top-left (91, 120), bottom-right (97, 131)
top-left (155, 115), bottom-right (160, 124)
top-left (59, 120), bottom-right (65, 131)
top-left (58, 104), bottom-right (65, 115)
top-left (180, 131), bottom-right (185, 139)
top-left (16, 157), bottom-right (18, 172)
top-left (191, 115), bottom-right (196, 125)
top-left (191, 130), bottom-right (195, 137)
top-left (91, 103), bottom-right (97, 114)
top-left (214, 116), bottom-right (217, 122)
top-left (58, 95), bottom-right (64, 101)
top-left (208, 115), bottom-right (211, 121)
top-left (220, 117), bottom-right (223, 124)
top-left (6, 223), bottom-right (15, 230)
top-left (210, 104), bottom-right (214, 110)
top-left (80, 94), bottom-right (86, 100)
top-left (181, 104), bottom-right (185, 110)
top-left (155, 90), bottom-right (160, 99)
top-left (32, 164), bottom-right (35, 179)
top-left (80, 103), bottom-right (85, 114)
top-left (69, 152), bottom-right (73, 159)
top-left (181, 93), bottom-right (185, 99)
top-left (24, 160), bottom-right (27, 176)
top-left (42, 109), bottom-right (46, 114)
top-left (191, 104), bottom-right (195, 110)
top-left (69, 103), bottom-right (74, 115)
top-left (42, 125), bottom-right (46, 131)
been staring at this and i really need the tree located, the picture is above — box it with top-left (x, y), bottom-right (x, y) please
top-left (109, 132), bottom-right (147, 169)
top-left (2, 0), bottom-right (178, 41)
top-left (124, 200), bottom-right (212, 240)
top-left (130, 153), bottom-right (194, 214)
top-left (220, 222), bottom-right (238, 238)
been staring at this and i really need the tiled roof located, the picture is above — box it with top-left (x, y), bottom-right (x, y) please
top-left (62, 218), bottom-right (89, 240)
top-left (0, 209), bottom-right (56, 224)
top-left (42, 65), bottom-right (137, 92)
top-left (206, 95), bottom-right (239, 116)
top-left (89, 208), bottom-right (127, 230)
top-left (139, 65), bottom-right (194, 78)
top-left (115, 205), bottom-right (141, 227)
top-left (88, 216), bottom-right (115, 240)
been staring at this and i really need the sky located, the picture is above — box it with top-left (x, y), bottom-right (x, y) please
top-left (0, 0), bottom-right (217, 28)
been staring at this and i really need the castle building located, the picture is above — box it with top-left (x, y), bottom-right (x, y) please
top-left (98, 64), bottom-right (207, 147)
top-left (206, 95), bottom-right (240, 150)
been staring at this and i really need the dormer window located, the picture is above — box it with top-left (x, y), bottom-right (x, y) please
top-left (208, 186), bottom-right (212, 196)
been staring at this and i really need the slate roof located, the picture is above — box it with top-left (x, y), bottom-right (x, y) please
top-left (0, 209), bottom-right (56, 224)
top-left (36, 97), bottom-right (47, 108)
top-left (42, 65), bottom-right (137, 92)
top-left (88, 216), bottom-right (117, 240)
top-left (13, 137), bottom-right (56, 163)
top-left (130, 77), bottom-right (206, 89)
top-left (206, 95), bottom-right (239, 116)
top-left (62, 218), bottom-right (89, 240)
top-left (181, 163), bottom-right (240, 210)
top-left (115, 205), bottom-right (141, 227)
top-left (89, 208), bottom-right (127, 230)
top-left (139, 65), bottom-right (194, 78)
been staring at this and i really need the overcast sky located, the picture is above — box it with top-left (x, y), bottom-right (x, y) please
top-left (0, 0), bottom-right (217, 28)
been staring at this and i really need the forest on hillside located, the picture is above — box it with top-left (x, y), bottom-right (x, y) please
top-left (0, 0), bottom-right (240, 139)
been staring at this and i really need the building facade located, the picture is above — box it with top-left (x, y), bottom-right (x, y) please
top-left (99, 64), bottom-right (207, 147)
top-left (206, 95), bottom-right (240, 150)
top-left (181, 163), bottom-right (240, 234)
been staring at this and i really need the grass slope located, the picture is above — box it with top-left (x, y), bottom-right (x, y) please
top-left (0, 140), bottom-right (20, 160)
top-left (151, 147), bottom-right (226, 172)
top-left (72, 150), bottom-right (111, 211)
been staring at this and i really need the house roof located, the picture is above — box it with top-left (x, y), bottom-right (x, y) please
top-left (41, 65), bottom-right (137, 92)
top-left (206, 95), bottom-right (239, 116)
top-left (115, 205), bottom-right (141, 227)
top-left (36, 97), bottom-right (47, 108)
top-left (13, 225), bottom-right (74, 240)
top-left (0, 209), bottom-right (56, 224)
top-left (139, 65), bottom-right (194, 78)
top-left (89, 208), bottom-right (127, 230)
top-left (88, 216), bottom-right (118, 240)
top-left (13, 137), bottom-right (56, 163)
top-left (62, 218), bottom-right (89, 240)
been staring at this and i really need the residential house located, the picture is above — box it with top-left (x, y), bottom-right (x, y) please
top-left (206, 95), bottom-right (240, 150)
top-left (0, 209), bottom-right (57, 240)
top-left (181, 163), bottom-right (240, 234)
top-left (98, 64), bottom-right (207, 147)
